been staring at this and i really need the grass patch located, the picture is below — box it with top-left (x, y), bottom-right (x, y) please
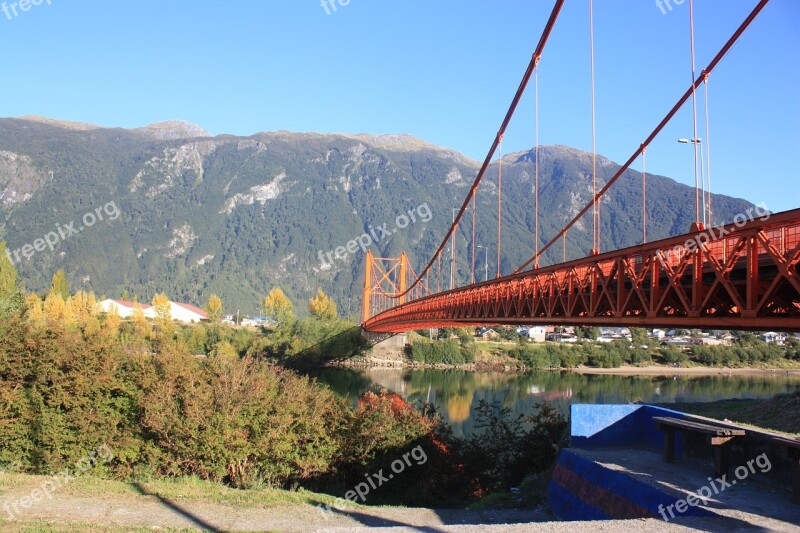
top-left (466, 491), bottom-right (517, 510)
top-left (667, 391), bottom-right (800, 436)
top-left (0, 471), bottom-right (351, 509)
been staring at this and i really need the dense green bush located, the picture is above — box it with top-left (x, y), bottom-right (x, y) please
top-left (660, 346), bottom-right (689, 365)
top-left (411, 339), bottom-right (473, 365)
top-left (587, 349), bottom-right (623, 368)
top-left (508, 346), bottom-right (553, 369)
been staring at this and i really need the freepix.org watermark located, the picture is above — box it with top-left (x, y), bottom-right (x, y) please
top-left (316, 445), bottom-right (428, 519)
top-left (320, 0), bottom-right (351, 15)
top-left (657, 452), bottom-right (771, 522)
top-left (3, 444), bottom-right (114, 521)
top-left (318, 203), bottom-right (432, 270)
top-left (656, 203), bottom-right (770, 268)
top-left (2, 0), bottom-right (51, 21)
top-left (5, 201), bottom-right (121, 266)
top-left (655, 0), bottom-right (686, 15)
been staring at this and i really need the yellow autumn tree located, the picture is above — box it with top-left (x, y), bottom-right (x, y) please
top-left (131, 300), bottom-right (150, 340)
top-left (43, 291), bottom-right (69, 326)
top-left (204, 294), bottom-right (223, 322)
top-left (67, 291), bottom-right (98, 327)
top-left (308, 289), bottom-right (338, 321)
top-left (151, 293), bottom-right (171, 322)
top-left (263, 288), bottom-right (294, 325)
top-left (102, 302), bottom-right (122, 336)
top-left (26, 293), bottom-right (45, 326)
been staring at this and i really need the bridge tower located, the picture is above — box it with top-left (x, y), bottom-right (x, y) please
top-left (361, 250), bottom-right (409, 323)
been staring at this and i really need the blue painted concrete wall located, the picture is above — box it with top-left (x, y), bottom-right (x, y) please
top-left (548, 403), bottom-right (716, 521)
top-left (570, 403), bottom-right (688, 453)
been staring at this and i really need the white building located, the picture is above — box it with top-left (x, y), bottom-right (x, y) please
top-left (98, 299), bottom-right (155, 319)
top-left (760, 332), bottom-right (787, 345)
top-left (98, 299), bottom-right (208, 323)
top-left (526, 326), bottom-right (548, 343)
top-left (167, 302), bottom-right (209, 323)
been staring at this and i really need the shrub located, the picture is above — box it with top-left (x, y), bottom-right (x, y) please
top-left (459, 401), bottom-right (567, 491)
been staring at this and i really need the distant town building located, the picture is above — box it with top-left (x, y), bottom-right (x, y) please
top-left (475, 327), bottom-right (499, 340)
top-left (546, 332), bottom-right (578, 343)
top-left (759, 332), bottom-right (787, 345)
top-left (525, 326), bottom-right (549, 343)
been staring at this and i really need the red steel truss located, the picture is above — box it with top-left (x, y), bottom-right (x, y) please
top-left (363, 209), bottom-right (800, 333)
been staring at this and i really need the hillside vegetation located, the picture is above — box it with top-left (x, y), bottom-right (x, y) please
top-left (0, 118), bottom-right (758, 313)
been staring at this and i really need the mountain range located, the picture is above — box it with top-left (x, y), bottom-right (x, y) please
top-left (0, 116), bottom-right (756, 316)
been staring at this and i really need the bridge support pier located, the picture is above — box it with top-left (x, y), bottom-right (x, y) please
top-left (361, 328), bottom-right (407, 350)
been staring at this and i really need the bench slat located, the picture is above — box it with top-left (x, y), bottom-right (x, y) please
top-left (769, 435), bottom-right (800, 449)
top-left (653, 416), bottom-right (746, 437)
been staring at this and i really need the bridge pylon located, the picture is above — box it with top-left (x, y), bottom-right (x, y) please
top-left (361, 250), bottom-right (410, 323)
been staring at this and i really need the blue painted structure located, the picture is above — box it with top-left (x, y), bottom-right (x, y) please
top-left (570, 403), bottom-right (688, 452)
top-left (548, 448), bottom-right (713, 520)
top-left (548, 404), bottom-right (707, 521)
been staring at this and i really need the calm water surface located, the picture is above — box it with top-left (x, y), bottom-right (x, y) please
top-left (310, 367), bottom-right (800, 436)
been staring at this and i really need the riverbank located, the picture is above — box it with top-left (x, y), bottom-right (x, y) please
top-left (572, 365), bottom-right (800, 376)
top-left (331, 352), bottom-right (800, 376)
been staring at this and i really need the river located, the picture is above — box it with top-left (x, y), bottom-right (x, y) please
top-left (309, 367), bottom-right (800, 436)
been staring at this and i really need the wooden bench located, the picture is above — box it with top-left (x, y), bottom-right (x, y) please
top-left (770, 435), bottom-right (800, 504)
top-left (653, 416), bottom-right (746, 478)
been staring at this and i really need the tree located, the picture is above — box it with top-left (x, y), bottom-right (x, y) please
top-left (576, 326), bottom-right (600, 342)
top-left (0, 242), bottom-right (18, 298)
top-left (43, 291), bottom-right (69, 325)
top-left (67, 291), bottom-right (98, 327)
top-left (131, 300), bottom-right (150, 340)
top-left (102, 303), bottom-right (122, 336)
top-left (263, 288), bottom-right (294, 325)
top-left (630, 328), bottom-right (650, 347)
top-left (151, 293), bottom-right (171, 322)
top-left (0, 242), bottom-right (24, 316)
top-left (205, 294), bottom-right (223, 322)
top-left (308, 289), bottom-right (338, 321)
top-left (25, 294), bottom-right (45, 326)
top-left (51, 269), bottom-right (70, 301)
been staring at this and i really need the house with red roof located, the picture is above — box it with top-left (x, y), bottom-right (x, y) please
top-left (99, 299), bottom-right (208, 323)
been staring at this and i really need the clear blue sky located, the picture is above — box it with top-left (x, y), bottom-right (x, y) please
top-left (2, 0), bottom-right (798, 212)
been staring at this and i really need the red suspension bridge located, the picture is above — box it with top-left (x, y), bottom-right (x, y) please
top-left (361, 0), bottom-right (800, 334)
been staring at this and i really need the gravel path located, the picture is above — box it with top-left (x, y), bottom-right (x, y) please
top-left (3, 488), bottom-right (795, 532)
